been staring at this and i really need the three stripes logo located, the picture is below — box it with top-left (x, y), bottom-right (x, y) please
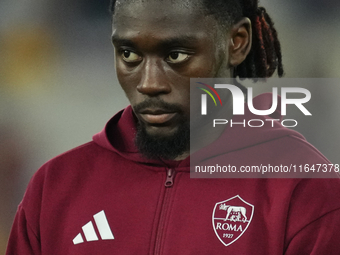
top-left (197, 82), bottom-right (223, 115)
top-left (73, 210), bottom-right (114, 245)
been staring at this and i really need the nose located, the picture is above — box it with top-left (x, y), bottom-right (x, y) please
top-left (137, 58), bottom-right (171, 96)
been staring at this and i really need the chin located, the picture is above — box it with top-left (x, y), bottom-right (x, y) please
top-left (145, 125), bottom-right (178, 138)
top-left (135, 121), bottom-right (190, 160)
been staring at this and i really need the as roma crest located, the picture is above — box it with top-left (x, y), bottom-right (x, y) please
top-left (212, 195), bottom-right (254, 246)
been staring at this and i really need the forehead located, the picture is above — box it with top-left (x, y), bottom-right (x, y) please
top-left (112, 0), bottom-right (220, 40)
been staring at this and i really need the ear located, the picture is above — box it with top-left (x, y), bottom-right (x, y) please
top-left (228, 18), bottom-right (252, 67)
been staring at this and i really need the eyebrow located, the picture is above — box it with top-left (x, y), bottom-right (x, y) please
top-left (111, 34), bottom-right (200, 48)
top-left (111, 36), bottom-right (136, 47)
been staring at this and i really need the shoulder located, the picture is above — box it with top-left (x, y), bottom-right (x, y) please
top-left (33, 140), bottom-right (116, 178)
top-left (18, 140), bottom-right (121, 230)
top-left (20, 141), bottom-right (117, 209)
top-left (273, 132), bottom-right (330, 163)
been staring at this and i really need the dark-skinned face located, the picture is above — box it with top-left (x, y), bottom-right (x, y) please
top-left (111, 0), bottom-right (231, 138)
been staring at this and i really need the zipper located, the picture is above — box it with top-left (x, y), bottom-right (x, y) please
top-left (165, 168), bottom-right (174, 187)
top-left (153, 168), bottom-right (175, 255)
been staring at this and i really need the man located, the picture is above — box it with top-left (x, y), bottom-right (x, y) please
top-left (6, 0), bottom-right (340, 254)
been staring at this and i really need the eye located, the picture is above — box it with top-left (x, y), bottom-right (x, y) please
top-left (167, 52), bottom-right (190, 64)
top-left (121, 50), bottom-right (142, 63)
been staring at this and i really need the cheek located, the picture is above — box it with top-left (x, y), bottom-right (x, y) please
top-left (116, 63), bottom-right (140, 102)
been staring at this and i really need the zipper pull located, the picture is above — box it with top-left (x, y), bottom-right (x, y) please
top-left (165, 168), bottom-right (175, 187)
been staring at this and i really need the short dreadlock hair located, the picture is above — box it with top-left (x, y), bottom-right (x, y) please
top-left (109, 0), bottom-right (284, 80)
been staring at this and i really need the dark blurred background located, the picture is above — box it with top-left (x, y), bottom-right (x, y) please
top-left (0, 0), bottom-right (339, 252)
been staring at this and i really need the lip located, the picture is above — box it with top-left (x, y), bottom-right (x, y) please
top-left (138, 109), bottom-right (177, 124)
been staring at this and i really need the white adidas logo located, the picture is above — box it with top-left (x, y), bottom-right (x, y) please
top-left (73, 210), bottom-right (114, 245)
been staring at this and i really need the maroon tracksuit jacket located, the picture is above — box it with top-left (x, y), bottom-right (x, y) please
top-left (6, 94), bottom-right (340, 254)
